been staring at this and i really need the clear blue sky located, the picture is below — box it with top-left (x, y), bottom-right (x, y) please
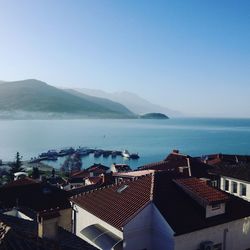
top-left (0, 0), bottom-right (249, 117)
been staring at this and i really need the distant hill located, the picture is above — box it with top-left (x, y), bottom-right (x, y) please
top-left (64, 89), bottom-right (133, 115)
top-left (139, 113), bottom-right (169, 119)
top-left (75, 88), bottom-right (181, 117)
top-left (0, 79), bottom-right (135, 119)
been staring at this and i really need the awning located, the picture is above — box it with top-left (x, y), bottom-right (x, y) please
top-left (80, 224), bottom-right (123, 250)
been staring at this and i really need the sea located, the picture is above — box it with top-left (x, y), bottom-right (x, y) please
top-left (1, 118), bottom-right (250, 170)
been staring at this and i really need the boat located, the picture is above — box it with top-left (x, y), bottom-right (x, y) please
top-left (111, 151), bottom-right (117, 158)
top-left (122, 150), bottom-right (130, 158)
top-left (58, 147), bottom-right (75, 157)
top-left (94, 150), bottom-right (103, 158)
top-left (130, 153), bottom-right (140, 159)
top-left (75, 147), bottom-right (89, 156)
top-left (47, 155), bottom-right (58, 161)
top-left (39, 150), bottom-right (58, 158)
top-left (103, 150), bottom-right (112, 158)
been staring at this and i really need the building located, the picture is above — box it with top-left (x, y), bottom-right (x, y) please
top-left (71, 172), bottom-right (250, 250)
top-left (109, 164), bottom-right (131, 173)
top-left (0, 211), bottom-right (97, 250)
top-left (0, 177), bottom-right (72, 232)
top-left (210, 165), bottom-right (250, 202)
top-left (139, 150), bottom-right (212, 178)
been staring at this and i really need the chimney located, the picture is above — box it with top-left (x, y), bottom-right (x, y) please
top-left (37, 209), bottom-right (60, 241)
top-left (172, 149), bottom-right (179, 154)
top-left (101, 172), bottom-right (114, 185)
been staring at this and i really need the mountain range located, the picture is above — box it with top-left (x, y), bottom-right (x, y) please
top-left (75, 88), bottom-right (181, 117)
top-left (0, 79), bottom-right (135, 119)
top-left (0, 79), bottom-right (180, 119)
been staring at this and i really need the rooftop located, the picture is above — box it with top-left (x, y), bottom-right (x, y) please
top-left (71, 175), bottom-right (152, 229)
top-left (210, 165), bottom-right (250, 182)
top-left (71, 172), bottom-right (250, 235)
top-left (139, 151), bottom-right (212, 178)
top-left (0, 213), bottom-right (97, 250)
top-left (0, 178), bottom-right (71, 211)
top-left (174, 177), bottom-right (229, 205)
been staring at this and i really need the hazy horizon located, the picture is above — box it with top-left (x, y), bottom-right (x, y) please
top-left (0, 1), bottom-right (249, 118)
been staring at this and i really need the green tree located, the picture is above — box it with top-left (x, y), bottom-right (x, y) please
top-left (32, 167), bottom-right (40, 179)
top-left (9, 152), bottom-right (24, 181)
top-left (52, 168), bottom-right (55, 178)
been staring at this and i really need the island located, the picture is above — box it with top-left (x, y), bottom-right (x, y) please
top-left (139, 113), bottom-right (169, 119)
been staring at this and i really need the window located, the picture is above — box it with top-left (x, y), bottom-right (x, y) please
top-left (240, 183), bottom-right (247, 196)
top-left (117, 185), bottom-right (129, 193)
top-left (211, 180), bottom-right (217, 187)
top-left (212, 204), bottom-right (221, 210)
top-left (232, 181), bottom-right (238, 193)
top-left (224, 179), bottom-right (229, 191)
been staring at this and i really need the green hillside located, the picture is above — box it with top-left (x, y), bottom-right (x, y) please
top-left (0, 79), bottom-right (135, 118)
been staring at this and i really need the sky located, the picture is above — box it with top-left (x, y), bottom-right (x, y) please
top-left (0, 0), bottom-right (249, 117)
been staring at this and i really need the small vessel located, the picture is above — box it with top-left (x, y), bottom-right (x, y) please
top-left (103, 150), bottom-right (112, 158)
top-left (39, 150), bottom-right (58, 158)
top-left (47, 155), bottom-right (58, 161)
top-left (58, 147), bottom-right (75, 157)
top-left (94, 150), bottom-right (103, 158)
top-left (122, 150), bottom-right (130, 158)
top-left (76, 147), bottom-right (89, 156)
top-left (130, 153), bottom-right (140, 159)
top-left (111, 151), bottom-right (117, 158)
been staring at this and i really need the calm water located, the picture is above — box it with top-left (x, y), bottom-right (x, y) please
top-left (1, 118), bottom-right (250, 169)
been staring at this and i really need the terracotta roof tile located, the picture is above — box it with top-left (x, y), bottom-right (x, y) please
top-left (174, 178), bottom-right (229, 204)
top-left (71, 175), bottom-right (152, 229)
top-left (72, 172), bottom-right (250, 235)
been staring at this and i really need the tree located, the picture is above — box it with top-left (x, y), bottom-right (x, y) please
top-left (52, 168), bottom-right (55, 178)
top-left (32, 167), bottom-right (40, 179)
top-left (9, 152), bottom-right (24, 181)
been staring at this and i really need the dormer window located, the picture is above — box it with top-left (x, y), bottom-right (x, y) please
top-left (117, 185), bottom-right (129, 194)
top-left (224, 179), bottom-right (229, 191)
top-left (232, 181), bottom-right (238, 193)
top-left (212, 203), bottom-right (221, 210)
top-left (173, 178), bottom-right (229, 218)
top-left (240, 183), bottom-right (247, 196)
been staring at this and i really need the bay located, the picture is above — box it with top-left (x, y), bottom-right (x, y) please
top-left (0, 118), bottom-right (250, 169)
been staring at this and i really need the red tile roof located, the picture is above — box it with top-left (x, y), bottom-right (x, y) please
top-left (70, 170), bottom-right (89, 178)
top-left (71, 175), bottom-right (152, 230)
top-left (71, 172), bottom-right (250, 235)
top-left (139, 152), bottom-right (212, 178)
top-left (174, 178), bottom-right (229, 205)
top-left (3, 178), bottom-right (39, 188)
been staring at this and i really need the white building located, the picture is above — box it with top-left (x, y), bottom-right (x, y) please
top-left (210, 166), bottom-right (250, 202)
top-left (71, 172), bottom-right (250, 250)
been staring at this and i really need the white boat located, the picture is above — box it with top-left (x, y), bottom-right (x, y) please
top-left (122, 150), bottom-right (130, 158)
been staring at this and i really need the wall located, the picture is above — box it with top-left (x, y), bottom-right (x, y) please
top-left (220, 176), bottom-right (250, 202)
top-left (175, 217), bottom-right (250, 250)
top-left (73, 204), bottom-right (123, 249)
top-left (38, 217), bottom-right (58, 240)
top-left (58, 208), bottom-right (72, 231)
top-left (123, 203), bottom-right (175, 250)
top-left (151, 204), bottom-right (175, 250)
top-left (123, 203), bottom-right (153, 250)
top-left (206, 203), bottom-right (226, 218)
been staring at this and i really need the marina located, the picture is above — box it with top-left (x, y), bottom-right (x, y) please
top-left (29, 147), bottom-right (140, 166)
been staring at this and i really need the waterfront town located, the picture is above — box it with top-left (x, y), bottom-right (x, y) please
top-left (1, 149), bottom-right (250, 249)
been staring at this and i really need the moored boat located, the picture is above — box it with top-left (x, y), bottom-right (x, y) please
top-left (122, 150), bottom-right (130, 158)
